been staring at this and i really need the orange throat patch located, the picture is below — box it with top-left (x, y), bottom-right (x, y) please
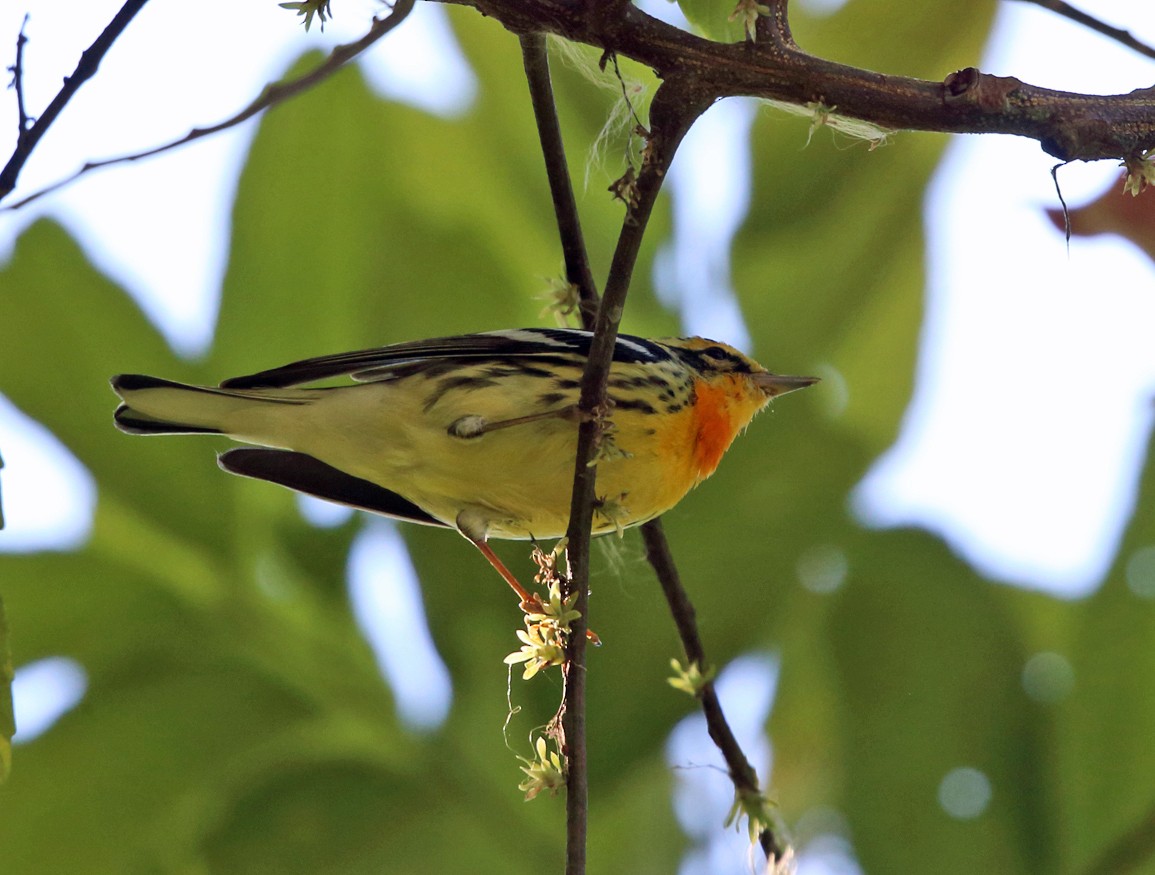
top-left (689, 376), bottom-right (762, 480)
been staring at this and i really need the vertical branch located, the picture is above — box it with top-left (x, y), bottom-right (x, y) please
top-left (517, 38), bottom-right (778, 869)
top-left (8, 16), bottom-right (32, 138)
top-left (561, 79), bottom-right (709, 875)
top-left (519, 33), bottom-right (601, 326)
top-left (517, 34), bottom-right (600, 872)
top-left (756, 0), bottom-right (796, 47)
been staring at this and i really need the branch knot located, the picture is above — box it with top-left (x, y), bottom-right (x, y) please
top-left (943, 67), bottom-right (1022, 111)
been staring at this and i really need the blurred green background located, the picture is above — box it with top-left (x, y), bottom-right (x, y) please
top-left (2, 2), bottom-right (1155, 873)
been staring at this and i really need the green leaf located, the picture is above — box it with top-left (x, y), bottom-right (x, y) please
top-left (1058, 428), bottom-right (1155, 872)
top-left (0, 220), bottom-right (235, 552)
top-left (829, 531), bottom-right (1051, 873)
top-left (676, 0), bottom-right (748, 43)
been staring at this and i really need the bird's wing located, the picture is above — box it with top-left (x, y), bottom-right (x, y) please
top-left (219, 329), bottom-right (667, 389)
top-left (218, 448), bottom-right (449, 528)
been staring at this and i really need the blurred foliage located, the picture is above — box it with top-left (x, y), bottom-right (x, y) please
top-left (0, 595), bottom-right (11, 782)
top-left (677, 0), bottom-right (750, 44)
top-left (1, 2), bottom-right (1154, 873)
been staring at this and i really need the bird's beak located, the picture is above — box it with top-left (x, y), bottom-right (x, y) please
top-left (752, 372), bottom-right (820, 398)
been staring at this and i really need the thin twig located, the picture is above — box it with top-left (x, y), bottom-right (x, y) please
top-left (607, 53), bottom-right (645, 134)
top-left (0, 0), bottom-right (152, 200)
top-left (1050, 161), bottom-right (1071, 247)
top-left (640, 521), bottom-right (788, 862)
top-left (520, 36), bottom-right (785, 863)
top-left (7, 15), bottom-right (32, 138)
top-left (560, 79), bottom-right (708, 875)
top-left (1, 0), bottom-right (416, 210)
top-left (519, 33), bottom-right (601, 327)
top-left (1012, 0), bottom-right (1155, 61)
top-left (517, 32), bottom-right (600, 873)
top-left (1081, 802), bottom-right (1155, 875)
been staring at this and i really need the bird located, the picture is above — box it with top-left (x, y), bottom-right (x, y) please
top-left (111, 328), bottom-right (817, 611)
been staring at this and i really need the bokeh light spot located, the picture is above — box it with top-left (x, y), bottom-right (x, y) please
top-left (1022, 651), bottom-right (1075, 704)
top-left (938, 767), bottom-right (992, 820)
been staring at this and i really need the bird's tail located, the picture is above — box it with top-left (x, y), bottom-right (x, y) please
top-left (111, 374), bottom-right (315, 437)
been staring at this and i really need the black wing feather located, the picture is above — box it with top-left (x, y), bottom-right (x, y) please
top-left (219, 329), bottom-right (665, 389)
top-left (218, 449), bottom-right (449, 528)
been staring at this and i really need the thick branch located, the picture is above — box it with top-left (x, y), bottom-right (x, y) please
top-left (0, 0), bottom-right (152, 199)
top-left (436, 0), bottom-right (1155, 161)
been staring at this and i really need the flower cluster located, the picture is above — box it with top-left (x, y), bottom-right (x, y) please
top-left (729, 0), bottom-right (771, 41)
top-left (668, 658), bottom-right (716, 697)
top-left (504, 578), bottom-right (582, 680)
top-left (1123, 149), bottom-right (1155, 196)
top-left (725, 786), bottom-right (784, 855)
top-left (278, 0), bottom-right (332, 31)
top-left (518, 736), bottom-right (566, 801)
top-left (537, 275), bottom-right (581, 327)
top-left (503, 544), bottom-right (581, 797)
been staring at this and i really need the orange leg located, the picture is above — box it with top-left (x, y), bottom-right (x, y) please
top-left (470, 538), bottom-right (600, 645)
top-left (473, 539), bottom-right (542, 611)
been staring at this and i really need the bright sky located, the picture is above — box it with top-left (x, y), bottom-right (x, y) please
top-left (857, 1), bottom-right (1155, 596)
top-left (1, 1), bottom-right (1153, 871)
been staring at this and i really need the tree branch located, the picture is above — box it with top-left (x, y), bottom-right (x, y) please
top-left (7, 15), bottom-right (32, 139)
top-left (0, 0), bottom-right (416, 210)
top-left (519, 32), bottom-right (790, 865)
top-left (1013, 0), bottom-right (1155, 62)
top-left (559, 78), bottom-right (708, 875)
top-left (434, 0), bottom-right (1155, 162)
top-left (640, 521), bottom-right (788, 861)
top-left (1081, 800), bottom-right (1155, 875)
top-left (754, 0), bottom-right (795, 49)
top-left (518, 32), bottom-right (600, 873)
top-left (0, 0), bottom-right (152, 200)
top-left (519, 33), bottom-right (601, 326)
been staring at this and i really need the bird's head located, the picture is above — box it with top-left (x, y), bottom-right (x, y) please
top-left (664, 336), bottom-right (820, 399)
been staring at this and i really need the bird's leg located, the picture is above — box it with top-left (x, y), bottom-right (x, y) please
top-left (447, 405), bottom-right (590, 439)
top-left (456, 510), bottom-right (599, 643)
top-left (472, 537), bottom-right (545, 613)
top-left (456, 508), bottom-right (544, 612)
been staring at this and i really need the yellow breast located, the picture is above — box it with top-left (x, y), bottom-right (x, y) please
top-left (288, 365), bottom-right (769, 542)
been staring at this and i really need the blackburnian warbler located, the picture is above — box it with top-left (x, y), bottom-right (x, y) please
top-left (111, 328), bottom-right (816, 607)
